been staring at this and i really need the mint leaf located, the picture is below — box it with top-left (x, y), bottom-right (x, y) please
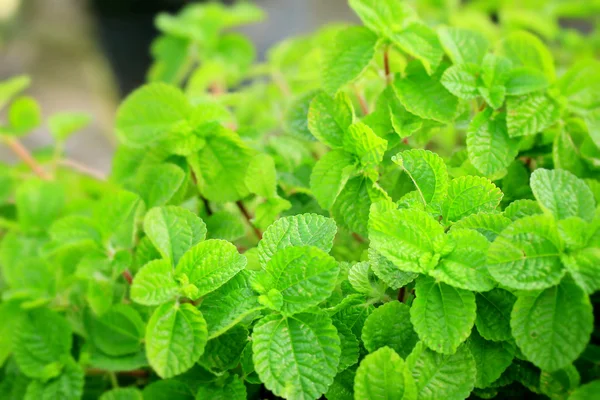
top-left (362, 301), bottom-right (419, 358)
top-left (440, 63), bottom-right (480, 99)
top-left (437, 27), bottom-right (489, 65)
top-left (506, 93), bottom-right (559, 137)
top-left (332, 319), bottom-right (359, 372)
top-left (442, 176), bottom-right (503, 223)
top-left (99, 388), bottom-right (143, 400)
top-left (48, 112), bottom-right (91, 142)
top-left (199, 326), bottom-right (248, 373)
top-left (392, 149), bottom-right (448, 207)
top-left (245, 154), bottom-right (278, 198)
top-left (530, 168), bottom-right (596, 222)
top-left (256, 213), bottom-right (337, 267)
top-left (343, 121), bottom-right (387, 168)
top-left (310, 150), bottom-right (358, 209)
top-left (196, 376), bottom-right (246, 400)
top-left (410, 276), bottom-right (476, 354)
top-left (85, 305), bottom-right (144, 357)
top-left (0, 75), bottom-right (30, 110)
top-left (450, 213), bottom-right (512, 242)
top-left (24, 358), bottom-right (84, 400)
top-left (475, 288), bottom-right (517, 342)
top-left (569, 380), bottom-right (600, 400)
top-left (354, 346), bottom-right (417, 400)
top-left (254, 246), bottom-right (339, 315)
top-left (131, 259), bottom-right (179, 305)
top-left (16, 180), bottom-right (64, 232)
top-left (252, 311), bottom-right (341, 400)
top-left (511, 278), bottom-right (593, 371)
top-left (504, 67), bottom-right (549, 96)
top-left (562, 247), bottom-right (600, 295)
top-left (7, 96), bottom-right (41, 136)
top-left (369, 248), bottom-right (418, 290)
top-left (499, 31), bottom-right (555, 80)
top-left (348, 0), bottom-right (416, 37)
top-left (145, 301), bottom-right (208, 378)
top-left (488, 215), bottom-right (564, 290)
top-left (175, 239), bottom-right (246, 298)
top-left (391, 23), bottom-right (444, 74)
top-left (135, 163), bottom-right (185, 208)
top-left (468, 330), bottom-right (515, 389)
top-left (478, 54), bottom-right (511, 109)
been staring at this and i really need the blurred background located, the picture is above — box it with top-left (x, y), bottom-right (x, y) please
top-left (0, 0), bottom-right (357, 172)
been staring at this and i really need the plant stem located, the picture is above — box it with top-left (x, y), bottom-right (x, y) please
top-left (122, 270), bottom-right (133, 285)
top-left (383, 47), bottom-right (391, 85)
top-left (352, 232), bottom-right (366, 243)
top-left (201, 196), bottom-right (213, 216)
top-left (3, 138), bottom-right (51, 180)
top-left (353, 85), bottom-right (369, 116)
top-left (58, 159), bottom-right (106, 180)
top-left (236, 200), bottom-right (262, 240)
top-left (108, 371), bottom-right (119, 389)
top-left (272, 71), bottom-right (291, 97)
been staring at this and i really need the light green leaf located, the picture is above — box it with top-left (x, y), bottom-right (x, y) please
top-left (437, 27), bottom-right (489, 65)
top-left (256, 213), bottom-right (337, 267)
top-left (475, 288), bottom-right (516, 342)
top-left (540, 365), bottom-right (580, 400)
top-left (392, 149), bottom-right (448, 208)
top-left (369, 248), bottom-right (418, 290)
top-left (8, 96), bottom-right (41, 136)
top-left (145, 301), bottom-right (208, 378)
top-left (195, 376), bottom-right (247, 400)
top-left (199, 326), bottom-right (248, 373)
top-left (354, 347), bottom-right (417, 400)
top-left (569, 380), bottom-right (600, 400)
top-left (557, 60), bottom-right (600, 112)
top-left (252, 312), bottom-right (341, 400)
top-left (343, 121), bottom-right (387, 168)
top-left (394, 62), bottom-right (459, 124)
top-left (362, 302), bottom-right (419, 358)
top-left (49, 215), bottom-right (101, 248)
top-left (450, 213), bottom-right (512, 242)
top-left (245, 154), bottom-right (278, 198)
top-left (188, 127), bottom-right (253, 203)
top-left (369, 204), bottom-right (445, 273)
top-left (85, 305), bottom-right (144, 357)
top-left (391, 23), bottom-right (444, 74)
top-left (142, 379), bottom-right (195, 400)
top-left (24, 358), bottom-right (84, 400)
top-left (322, 26), bottom-right (378, 94)
top-left (487, 215), bottom-right (564, 290)
top-left (135, 163), bottom-right (186, 208)
top-left (440, 63), bottom-right (480, 99)
top-left (254, 246), bottom-right (339, 315)
top-left (205, 211), bottom-right (245, 242)
top-left (99, 388), bottom-right (143, 400)
top-left (407, 342), bottom-right (476, 400)
top-left (131, 259), bottom-right (179, 306)
top-left (443, 176), bottom-right (503, 223)
top-left (16, 179), bottom-right (64, 232)
top-left (95, 189), bottom-right (141, 249)
top-left (332, 320), bottom-right (359, 372)
top-left (308, 90), bottom-right (354, 148)
top-left (253, 197), bottom-right (292, 230)
top-left (48, 112), bottom-right (91, 141)
top-left (0, 301), bottom-right (20, 366)
top-left (530, 168), bottom-right (596, 222)
top-left (498, 31), bottom-right (555, 80)
top-left (348, 0), bottom-right (416, 36)
top-left (430, 229), bottom-right (495, 292)
top-left (553, 121), bottom-right (589, 177)
top-left (175, 239), bottom-right (246, 298)
top-left (506, 93), bottom-right (559, 137)
top-left (410, 276), bottom-right (476, 354)
top-left (284, 91), bottom-right (317, 141)
top-left (467, 110), bottom-right (520, 177)
top-left (310, 150), bottom-right (358, 210)
top-left (511, 278), bottom-right (593, 371)
top-left (505, 67), bottom-right (549, 96)
top-left (562, 247), bottom-right (600, 295)
top-left (0, 75), bottom-right (31, 110)
top-left (14, 308), bottom-right (72, 380)
top-left (468, 330), bottom-right (515, 389)
top-left (503, 199), bottom-right (542, 221)
top-left (116, 83), bottom-right (191, 147)
top-left (478, 54), bottom-right (512, 109)
top-left (144, 206), bottom-right (206, 266)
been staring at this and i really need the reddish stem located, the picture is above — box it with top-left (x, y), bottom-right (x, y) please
top-left (122, 270), bottom-right (133, 285)
top-left (4, 138), bottom-right (51, 180)
top-left (353, 86), bottom-right (369, 116)
top-left (384, 47), bottom-right (391, 85)
top-left (236, 200), bottom-right (263, 240)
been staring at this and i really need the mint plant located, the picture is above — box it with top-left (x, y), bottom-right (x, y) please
top-left (1, 1), bottom-right (600, 399)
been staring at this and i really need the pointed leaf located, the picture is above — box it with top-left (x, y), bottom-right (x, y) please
top-left (475, 288), bottom-right (516, 342)
top-left (362, 302), bottom-right (419, 358)
top-left (308, 91), bottom-right (354, 148)
top-left (392, 149), bottom-right (448, 207)
top-left (391, 23), bottom-right (443, 74)
top-left (310, 150), bottom-right (358, 210)
top-left (438, 27), bottom-right (489, 65)
top-left (506, 93), bottom-right (559, 137)
top-left (131, 259), bottom-right (179, 306)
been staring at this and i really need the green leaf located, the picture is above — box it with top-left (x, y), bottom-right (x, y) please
top-left (131, 259), bottom-right (179, 305)
top-left (24, 358), bottom-right (84, 400)
top-left (562, 247), bottom-right (600, 295)
top-left (429, 229), bottom-right (495, 292)
top-left (467, 110), bottom-right (520, 177)
top-left (49, 215), bottom-right (101, 248)
top-left (557, 59), bottom-right (600, 112)
top-left (16, 179), bottom-right (64, 232)
top-left (498, 31), bottom-right (555, 80)
top-left (506, 93), bottom-right (559, 137)
top-left (95, 189), bottom-right (141, 249)
top-left (116, 83), bottom-right (191, 147)
top-left (392, 149), bottom-right (448, 208)
top-left (407, 342), bottom-right (476, 400)
top-left (391, 23), bottom-right (444, 74)
top-left (410, 276), bottom-right (476, 354)
top-left (144, 206), bottom-right (207, 266)
top-left (245, 154), bottom-right (278, 198)
top-left (254, 246), bottom-right (339, 315)
top-left (135, 163), bottom-right (185, 208)
top-left (540, 365), bottom-right (580, 400)
top-left (99, 388), bottom-right (144, 400)
top-left (48, 112), bottom-right (91, 141)
top-left (362, 301), bottom-right (419, 358)
top-left (145, 301), bottom-right (208, 378)
top-left (475, 288), bottom-right (516, 342)
top-left (440, 63), bottom-right (480, 99)
top-left (437, 27), bottom-right (489, 65)
top-left (332, 320), bottom-right (359, 372)
top-left (252, 311), bottom-right (341, 400)
top-left (450, 213), bottom-right (512, 242)
top-left (348, 0), bottom-right (416, 36)
top-left (343, 121), bottom-right (387, 168)
top-left (569, 380), bottom-right (600, 400)
top-left (326, 368), bottom-right (355, 400)
top-left (205, 211), bottom-right (245, 242)
top-left (468, 330), bottom-right (515, 389)
top-left (369, 205), bottom-right (445, 273)
top-left (8, 96), bottom-right (41, 136)
top-left (503, 199), bottom-right (542, 221)
top-left (175, 239), bottom-right (246, 298)
top-left (310, 150), bottom-right (358, 210)
top-left (256, 213), bottom-right (337, 267)
top-left (442, 176), bottom-right (503, 223)
top-left (369, 248), bottom-right (418, 290)
top-left (487, 215), bottom-right (564, 290)
top-left (284, 91), bottom-right (317, 141)
top-left (14, 308), bottom-right (72, 379)
top-left (504, 67), bottom-right (549, 96)
top-left (0, 301), bottom-right (20, 366)
top-left (478, 54), bottom-right (512, 109)
top-left (0, 75), bottom-right (31, 110)
top-left (142, 379), bottom-right (195, 400)
top-left (85, 305), bottom-right (145, 357)
top-left (394, 62), bottom-right (459, 124)
top-left (322, 27), bottom-right (378, 94)
top-left (354, 347), bottom-right (417, 400)
top-left (188, 127), bottom-right (253, 203)
top-left (199, 326), bottom-right (248, 373)
top-left (195, 377), bottom-right (246, 400)
top-left (530, 169), bottom-right (596, 222)
top-left (201, 271), bottom-right (263, 339)
top-left (511, 278), bottom-right (593, 371)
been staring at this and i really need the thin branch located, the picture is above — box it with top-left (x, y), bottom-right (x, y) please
top-left (353, 85), bottom-right (369, 116)
top-left (122, 270), bottom-right (133, 285)
top-left (352, 232), bottom-right (366, 243)
top-left (236, 200), bottom-right (263, 240)
top-left (86, 368), bottom-right (148, 378)
top-left (272, 71), bottom-right (291, 97)
top-left (58, 159), bottom-right (107, 180)
top-left (383, 47), bottom-right (391, 85)
top-left (3, 138), bottom-right (51, 180)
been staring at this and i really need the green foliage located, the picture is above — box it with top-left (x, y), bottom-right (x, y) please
top-left (1, 1), bottom-right (599, 399)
